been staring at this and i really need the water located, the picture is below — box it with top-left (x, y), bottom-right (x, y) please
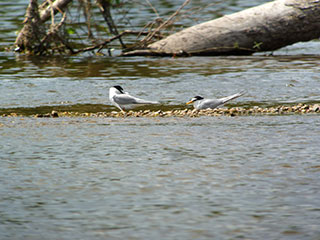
top-left (1, 54), bottom-right (319, 114)
top-left (1, 0), bottom-right (320, 239)
top-left (1, 116), bottom-right (320, 239)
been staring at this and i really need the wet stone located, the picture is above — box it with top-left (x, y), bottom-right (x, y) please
top-left (312, 104), bottom-right (320, 112)
top-left (51, 111), bottom-right (59, 117)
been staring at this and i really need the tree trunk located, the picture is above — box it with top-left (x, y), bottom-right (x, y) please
top-left (122, 0), bottom-right (320, 56)
top-left (14, 0), bottom-right (72, 52)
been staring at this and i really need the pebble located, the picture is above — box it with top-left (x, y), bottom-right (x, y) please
top-left (51, 110), bottom-right (59, 117)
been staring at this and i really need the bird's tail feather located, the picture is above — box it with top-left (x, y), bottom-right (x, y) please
top-left (145, 100), bottom-right (159, 104)
top-left (220, 91), bottom-right (246, 104)
top-left (136, 99), bottom-right (159, 104)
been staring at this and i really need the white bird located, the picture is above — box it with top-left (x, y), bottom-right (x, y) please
top-left (186, 91), bottom-right (245, 110)
top-left (109, 85), bottom-right (159, 112)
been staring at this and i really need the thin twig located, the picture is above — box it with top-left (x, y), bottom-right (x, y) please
top-left (38, 12), bottom-right (70, 54)
top-left (83, 0), bottom-right (93, 38)
top-left (73, 30), bottom-right (163, 54)
top-left (96, 0), bottom-right (126, 48)
top-left (145, 0), bottom-right (159, 18)
top-left (47, 0), bottom-right (55, 26)
top-left (144, 0), bottom-right (191, 43)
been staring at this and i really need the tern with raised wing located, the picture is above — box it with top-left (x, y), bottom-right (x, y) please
top-left (109, 85), bottom-right (159, 112)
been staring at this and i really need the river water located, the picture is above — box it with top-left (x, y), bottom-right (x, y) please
top-left (1, 1), bottom-right (320, 240)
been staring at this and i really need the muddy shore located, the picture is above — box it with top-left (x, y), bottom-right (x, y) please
top-left (2, 103), bottom-right (319, 118)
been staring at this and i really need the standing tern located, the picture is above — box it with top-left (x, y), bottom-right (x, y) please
top-left (186, 91), bottom-right (245, 110)
top-left (109, 85), bottom-right (159, 112)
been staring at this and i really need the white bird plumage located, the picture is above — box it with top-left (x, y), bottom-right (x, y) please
top-left (186, 91), bottom-right (245, 110)
top-left (109, 85), bottom-right (159, 112)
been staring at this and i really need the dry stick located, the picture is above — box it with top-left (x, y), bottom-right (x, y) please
top-left (137, 21), bottom-right (155, 41)
top-left (47, 0), bottom-right (55, 26)
top-left (39, 0), bottom-right (72, 23)
top-left (83, 0), bottom-right (93, 38)
top-left (145, 0), bottom-right (160, 18)
top-left (144, 0), bottom-right (191, 43)
top-left (73, 34), bottom-right (123, 54)
top-left (73, 30), bottom-right (162, 54)
top-left (140, 0), bottom-right (161, 41)
top-left (96, 0), bottom-right (126, 48)
top-left (38, 12), bottom-right (69, 54)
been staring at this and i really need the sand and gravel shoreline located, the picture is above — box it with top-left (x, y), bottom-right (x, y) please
top-left (2, 103), bottom-right (319, 118)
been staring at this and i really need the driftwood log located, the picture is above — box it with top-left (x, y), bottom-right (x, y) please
top-left (122, 0), bottom-right (320, 56)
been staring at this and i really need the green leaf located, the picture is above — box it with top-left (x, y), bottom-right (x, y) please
top-left (67, 28), bottom-right (76, 35)
top-left (253, 41), bottom-right (263, 50)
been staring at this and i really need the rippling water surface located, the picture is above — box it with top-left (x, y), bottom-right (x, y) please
top-left (1, 0), bottom-right (320, 239)
top-left (1, 116), bottom-right (320, 240)
top-left (1, 54), bottom-right (319, 115)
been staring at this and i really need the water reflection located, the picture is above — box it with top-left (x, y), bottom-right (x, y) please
top-left (2, 54), bottom-right (319, 79)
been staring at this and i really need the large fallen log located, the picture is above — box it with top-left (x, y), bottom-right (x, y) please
top-left (122, 0), bottom-right (320, 56)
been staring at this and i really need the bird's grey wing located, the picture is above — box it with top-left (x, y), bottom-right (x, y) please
top-left (200, 99), bottom-right (224, 109)
top-left (113, 94), bottom-right (138, 104)
top-left (126, 95), bottom-right (158, 104)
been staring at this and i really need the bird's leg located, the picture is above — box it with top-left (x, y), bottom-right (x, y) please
top-left (115, 103), bottom-right (125, 114)
top-left (119, 106), bottom-right (127, 117)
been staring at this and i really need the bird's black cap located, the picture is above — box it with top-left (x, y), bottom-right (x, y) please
top-left (113, 85), bottom-right (124, 94)
top-left (193, 96), bottom-right (204, 101)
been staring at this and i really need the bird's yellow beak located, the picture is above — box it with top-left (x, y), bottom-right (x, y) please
top-left (186, 100), bottom-right (194, 105)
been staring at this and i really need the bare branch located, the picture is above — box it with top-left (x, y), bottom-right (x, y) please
top-left (144, 0), bottom-right (159, 18)
top-left (96, 0), bottom-right (126, 48)
top-left (143, 0), bottom-right (191, 43)
top-left (39, 0), bottom-right (72, 23)
top-left (73, 30), bottom-right (162, 55)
